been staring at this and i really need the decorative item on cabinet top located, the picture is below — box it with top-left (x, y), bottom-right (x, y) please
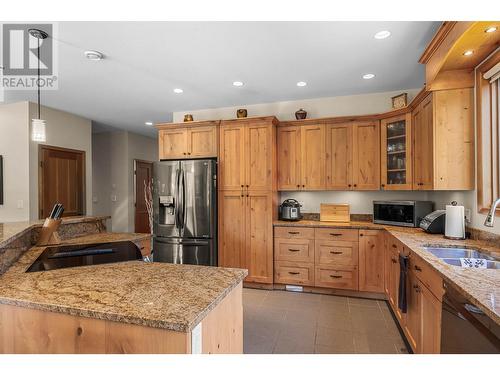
top-left (295, 108), bottom-right (307, 120)
top-left (392, 93), bottom-right (408, 109)
top-left (183, 114), bottom-right (194, 122)
top-left (236, 109), bottom-right (248, 118)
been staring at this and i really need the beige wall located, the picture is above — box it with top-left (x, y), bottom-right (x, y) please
top-left (173, 88), bottom-right (422, 122)
top-left (92, 130), bottom-right (157, 232)
top-left (0, 102), bottom-right (30, 221)
top-left (28, 102), bottom-right (93, 220)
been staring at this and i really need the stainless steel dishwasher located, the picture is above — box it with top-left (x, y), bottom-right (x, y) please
top-left (440, 282), bottom-right (500, 353)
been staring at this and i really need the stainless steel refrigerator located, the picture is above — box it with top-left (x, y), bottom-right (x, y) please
top-left (152, 159), bottom-right (217, 266)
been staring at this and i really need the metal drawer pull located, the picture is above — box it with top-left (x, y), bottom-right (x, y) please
top-left (288, 231), bottom-right (300, 235)
top-left (414, 265), bottom-right (422, 272)
top-left (391, 258), bottom-right (398, 263)
top-left (330, 251), bottom-right (343, 254)
top-left (288, 271), bottom-right (300, 275)
top-left (330, 275), bottom-right (342, 279)
top-left (329, 233), bottom-right (342, 236)
top-left (288, 249), bottom-right (301, 252)
top-left (392, 244), bottom-right (397, 248)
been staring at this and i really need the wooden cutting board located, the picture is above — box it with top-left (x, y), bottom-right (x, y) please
top-left (320, 203), bottom-right (350, 222)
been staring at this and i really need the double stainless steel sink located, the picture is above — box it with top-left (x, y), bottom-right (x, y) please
top-left (423, 247), bottom-right (500, 269)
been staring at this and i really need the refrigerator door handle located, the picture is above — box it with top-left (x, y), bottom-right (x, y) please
top-left (174, 168), bottom-right (181, 230)
top-left (180, 169), bottom-right (187, 230)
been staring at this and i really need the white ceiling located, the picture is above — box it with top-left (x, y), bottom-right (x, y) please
top-left (3, 21), bottom-right (440, 137)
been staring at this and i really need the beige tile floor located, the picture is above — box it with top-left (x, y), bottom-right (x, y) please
top-left (243, 288), bottom-right (409, 354)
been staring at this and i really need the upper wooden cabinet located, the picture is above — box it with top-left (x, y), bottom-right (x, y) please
top-left (219, 117), bottom-right (277, 191)
top-left (352, 121), bottom-right (381, 190)
top-left (412, 89), bottom-right (474, 190)
top-left (277, 123), bottom-right (326, 190)
top-left (380, 113), bottom-right (413, 190)
top-left (326, 123), bottom-right (352, 190)
top-left (157, 121), bottom-right (219, 160)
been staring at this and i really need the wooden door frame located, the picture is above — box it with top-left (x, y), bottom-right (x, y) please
top-left (133, 159), bottom-right (154, 232)
top-left (38, 144), bottom-right (86, 219)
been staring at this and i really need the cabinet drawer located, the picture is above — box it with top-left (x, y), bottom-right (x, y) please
top-left (315, 240), bottom-right (358, 266)
top-left (315, 228), bottom-right (359, 241)
top-left (315, 266), bottom-right (358, 290)
top-left (274, 238), bottom-right (314, 262)
top-left (409, 253), bottom-right (443, 301)
top-left (274, 261), bottom-right (314, 286)
top-left (274, 226), bottom-right (315, 239)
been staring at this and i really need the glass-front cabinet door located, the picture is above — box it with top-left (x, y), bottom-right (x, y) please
top-left (380, 113), bottom-right (412, 190)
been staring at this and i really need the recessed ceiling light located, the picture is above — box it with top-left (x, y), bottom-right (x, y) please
top-left (374, 30), bottom-right (391, 39)
top-left (233, 81), bottom-right (244, 87)
top-left (296, 81), bottom-right (307, 87)
top-left (84, 50), bottom-right (104, 61)
top-left (463, 50), bottom-right (474, 56)
top-left (145, 121), bottom-right (153, 126)
top-left (363, 73), bottom-right (375, 80)
top-left (173, 88), bottom-right (183, 94)
top-left (485, 26), bottom-right (497, 33)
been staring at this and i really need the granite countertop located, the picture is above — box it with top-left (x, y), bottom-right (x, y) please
top-left (0, 216), bottom-right (111, 248)
top-left (274, 219), bottom-right (500, 325)
top-left (0, 231), bottom-right (247, 333)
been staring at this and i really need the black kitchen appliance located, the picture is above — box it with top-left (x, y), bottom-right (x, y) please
top-left (373, 200), bottom-right (434, 227)
top-left (279, 199), bottom-right (302, 221)
top-left (26, 241), bottom-right (143, 272)
top-left (419, 210), bottom-right (446, 234)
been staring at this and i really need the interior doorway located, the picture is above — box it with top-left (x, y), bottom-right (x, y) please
top-left (39, 145), bottom-right (86, 219)
top-left (134, 159), bottom-right (153, 233)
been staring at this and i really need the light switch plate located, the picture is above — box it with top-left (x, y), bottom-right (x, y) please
top-left (111, 194), bottom-right (117, 202)
top-left (17, 200), bottom-right (23, 209)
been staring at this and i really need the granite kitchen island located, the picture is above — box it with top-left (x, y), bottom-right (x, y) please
top-left (0, 217), bottom-right (246, 354)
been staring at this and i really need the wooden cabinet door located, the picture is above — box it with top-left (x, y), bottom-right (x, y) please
top-left (380, 113), bottom-right (413, 190)
top-left (159, 129), bottom-right (188, 159)
top-left (218, 190), bottom-right (246, 269)
top-left (420, 281), bottom-right (442, 354)
top-left (219, 125), bottom-right (246, 190)
top-left (326, 123), bottom-right (353, 189)
top-left (246, 122), bottom-right (273, 191)
top-left (405, 270), bottom-right (421, 352)
top-left (277, 126), bottom-right (301, 190)
top-left (413, 94), bottom-right (434, 190)
top-left (352, 122), bottom-right (380, 190)
top-left (358, 230), bottom-right (385, 292)
top-left (188, 126), bottom-right (217, 158)
top-left (300, 124), bottom-right (326, 190)
top-left (245, 191), bottom-right (273, 283)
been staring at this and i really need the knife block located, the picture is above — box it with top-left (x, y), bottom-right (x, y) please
top-left (36, 218), bottom-right (62, 246)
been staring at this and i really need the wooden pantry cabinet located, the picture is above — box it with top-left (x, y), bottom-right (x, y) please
top-left (277, 123), bottom-right (326, 190)
top-left (412, 88), bottom-right (474, 190)
top-left (218, 117), bottom-right (278, 284)
top-left (157, 121), bottom-right (219, 160)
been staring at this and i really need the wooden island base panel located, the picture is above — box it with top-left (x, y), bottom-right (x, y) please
top-left (0, 284), bottom-right (243, 354)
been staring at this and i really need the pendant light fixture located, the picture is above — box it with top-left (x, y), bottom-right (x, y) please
top-left (29, 28), bottom-right (48, 142)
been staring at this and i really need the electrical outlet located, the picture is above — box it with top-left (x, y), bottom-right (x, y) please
top-left (298, 201), bottom-right (306, 212)
top-left (92, 196), bottom-right (98, 203)
top-left (17, 200), bottom-right (24, 209)
top-left (111, 194), bottom-right (117, 202)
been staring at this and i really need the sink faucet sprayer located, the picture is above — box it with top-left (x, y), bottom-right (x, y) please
top-left (484, 198), bottom-right (500, 227)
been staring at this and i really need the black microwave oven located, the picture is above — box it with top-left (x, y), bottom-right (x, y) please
top-left (373, 201), bottom-right (434, 227)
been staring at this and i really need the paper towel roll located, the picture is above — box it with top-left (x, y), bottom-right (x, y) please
top-left (445, 204), bottom-right (465, 239)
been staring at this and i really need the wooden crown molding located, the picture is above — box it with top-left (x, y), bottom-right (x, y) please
top-left (419, 22), bottom-right (458, 64)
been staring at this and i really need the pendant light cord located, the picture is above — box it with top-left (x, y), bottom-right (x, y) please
top-left (37, 37), bottom-right (41, 119)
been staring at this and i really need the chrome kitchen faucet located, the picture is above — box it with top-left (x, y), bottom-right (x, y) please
top-left (484, 198), bottom-right (500, 227)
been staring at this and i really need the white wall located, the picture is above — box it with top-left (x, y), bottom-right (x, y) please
top-left (28, 102), bottom-right (93, 220)
top-left (0, 102), bottom-right (30, 221)
top-left (92, 130), bottom-right (157, 232)
top-left (173, 88), bottom-right (422, 122)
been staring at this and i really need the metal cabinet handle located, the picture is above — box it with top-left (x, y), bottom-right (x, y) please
top-left (391, 258), bottom-right (398, 263)
top-left (392, 244), bottom-right (397, 248)
top-left (414, 265), bottom-right (422, 272)
top-left (330, 251), bottom-right (343, 255)
top-left (330, 275), bottom-right (342, 279)
top-left (288, 271), bottom-right (300, 275)
top-left (329, 233), bottom-right (342, 237)
top-left (288, 249), bottom-right (301, 252)
top-left (288, 231), bottom-right (300, 235)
